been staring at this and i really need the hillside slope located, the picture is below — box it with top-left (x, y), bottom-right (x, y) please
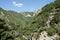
top-left (28, 0), bottom-right (60, 40)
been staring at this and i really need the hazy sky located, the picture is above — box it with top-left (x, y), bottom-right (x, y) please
top-left (0, 0), bottom-right (54, 12)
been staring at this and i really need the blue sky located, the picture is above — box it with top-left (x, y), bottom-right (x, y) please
top-left (0, 0), bottom-right (54, 12)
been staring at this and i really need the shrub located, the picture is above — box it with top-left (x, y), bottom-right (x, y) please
top-left (46, 28), bottom-right (56, 36)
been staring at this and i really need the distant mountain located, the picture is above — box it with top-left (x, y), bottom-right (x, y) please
top-left (20, 12), bottom-right (34, 17)
top-left (0, 8), bottom-right (34, 24)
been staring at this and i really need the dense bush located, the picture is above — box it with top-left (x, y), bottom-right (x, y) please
top-left (46, 28), bottom-right (56, 36)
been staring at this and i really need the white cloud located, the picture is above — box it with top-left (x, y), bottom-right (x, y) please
top-left (12, 2), bottom-right (23, 7)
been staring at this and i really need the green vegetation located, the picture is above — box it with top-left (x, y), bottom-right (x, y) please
top-left (0, 0), bottom-right (60, 40)
top-left (46, 28), bottom-right (56, 36)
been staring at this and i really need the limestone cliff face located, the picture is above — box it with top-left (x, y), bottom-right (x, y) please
top-left (34, 8), bottom-right (42, 16)
top-left (24, 31), bottom-right (59, 40)
top-left (32, 31), bottom-right (59, 40)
